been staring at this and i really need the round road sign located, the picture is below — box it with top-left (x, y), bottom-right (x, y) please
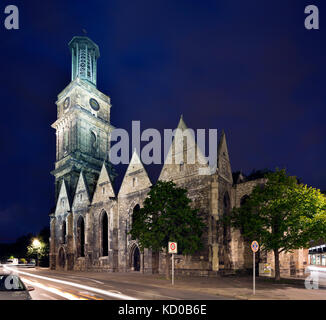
top-left (168, 242), bottom-right (177, 254)
top-left (251, 241), bottom-right (259, 253)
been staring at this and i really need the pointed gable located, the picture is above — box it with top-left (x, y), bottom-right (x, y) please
top-left (217, 130), bottom-right (233, 183)
top-left (55, 179), bottom-right (71, 216)
top-left (159, 115), bottom-right (209, 182)
top-left (92, 162), bottom-right (115, 204)
top-left (177, 114), bottom-right (188, 131)
top-left (72, 171), bottom-right (90, 210)
top-left (118, 150), bottom-right (152, 196)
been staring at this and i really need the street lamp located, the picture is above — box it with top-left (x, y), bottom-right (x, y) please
top-left (32, 238), bottom-right (41, 266)
top-left (32, 239), bottom-right (41, 247)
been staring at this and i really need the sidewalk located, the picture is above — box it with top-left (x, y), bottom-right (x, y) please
top-left (34, 268), bottom-right (326, 300)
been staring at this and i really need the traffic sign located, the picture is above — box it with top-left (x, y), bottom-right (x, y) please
top-left (251, 241), bottom-right (259, 253)
top-left (251, 241), bottom-right (259, 295)
top-left (168, 242), bottom-right (177, 254)
top-left (168, 242), bottom-right (177, 286)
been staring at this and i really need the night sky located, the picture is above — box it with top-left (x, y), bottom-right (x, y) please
top-left (0, 0), bottom-right (325, 242)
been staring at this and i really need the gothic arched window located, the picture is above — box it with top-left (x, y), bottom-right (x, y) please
top-left (62, 220), bottom-right (66, 244)
top-left (101, 211), bottom-right (108, 257)
top-left (90, 131), bottom-right (97, 155)
top-left (131, 205), bottom-right (140, 240)
top-left (132, 204), bottom-right (140, 226)
top-left (223, 192), bottom-right (230, 244)
top-left (239, 195), bottom-right (249, 234)
top-left (240, 195), bottom-right (249, 206)
top-left (64, 130), bottom-right (69, 152)
top-left (77, 216), bottom-right (85, 257)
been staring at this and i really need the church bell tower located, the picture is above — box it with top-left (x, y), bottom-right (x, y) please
top-left (69, 36), bottom-right (99, 86)
top-left (51, 36), bottom-right (114, 201)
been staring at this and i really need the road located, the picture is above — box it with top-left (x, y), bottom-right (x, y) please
top-left (1, 266), bottom-right (233, 300)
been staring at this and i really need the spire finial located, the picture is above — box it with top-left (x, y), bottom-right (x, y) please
top-left (82, 28), bottom-right (87, 35)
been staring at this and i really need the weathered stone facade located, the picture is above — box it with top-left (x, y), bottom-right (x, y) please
top-left (49, 36), bottom-right (308, 277)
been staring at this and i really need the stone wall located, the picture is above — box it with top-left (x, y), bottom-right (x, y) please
top-left (50, 128), bottom-right (308, 278)
top-left (265, 249), bottom-right (309, 277)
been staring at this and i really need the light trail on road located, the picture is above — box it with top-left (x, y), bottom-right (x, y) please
top-left (66, 275), bottom-right (104, 284)
top-left (306, 266), bottom-right (326, 273)
top-left (21, 277), bottom-right (87, 300)
top-left (4, 266), bottom-right (138, 300)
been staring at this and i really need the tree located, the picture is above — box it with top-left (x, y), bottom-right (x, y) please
top-left (229, 169), bottom-right (326, 281)
top-left (36, 227), bottom-right (50, 266)
top-left (0, 227), bottom-right (50, 264)
top-left (26, 227), bottom-right (50, 267)
top-left (27, 238), bottom-right (48, 266)
top-left (129, 180), bottom-right (205, 279)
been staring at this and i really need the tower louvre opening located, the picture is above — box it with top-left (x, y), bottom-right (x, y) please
top-left (69, 36), bottom-right (100, 87)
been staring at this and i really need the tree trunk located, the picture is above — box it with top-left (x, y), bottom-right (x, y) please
top-left (165, 248), bottom-right (170, 280)
top-left (274, 249), bottom-right (281, 281)
top-left (141, 250), bottom-right (144, 274)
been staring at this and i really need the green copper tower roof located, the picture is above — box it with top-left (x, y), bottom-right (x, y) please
top-left (68, 36), bottom-right (100, 87)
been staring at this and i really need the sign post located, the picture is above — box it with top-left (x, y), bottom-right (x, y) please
top-left (168, 242), bottom-right (177, 285)
top-left (172, 253), bottom-right (174, 286)
top-left (251, 241), bottom-right (259, 295)
top-left (253, 250), bottom-right (255, 295)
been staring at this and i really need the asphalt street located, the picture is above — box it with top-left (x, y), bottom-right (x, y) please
top-left (1, 266), bottom-right (233, 300)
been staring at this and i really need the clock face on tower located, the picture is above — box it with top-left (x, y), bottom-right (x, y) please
top-left (63, 97), bottom-right (70, 110)
top-left (89, 98), bottom-right (100, 111)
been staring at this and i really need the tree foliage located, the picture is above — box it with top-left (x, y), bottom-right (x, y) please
top-left (27, 240), bottom-right (48, 259)
top-left (129, 180), bottom-right (205, 255)
top-left (27, 227), bottom-right (50, 266)
top-left (0, 227), bottom-right (50, 265)
top-left (229, 169), bottom-right (326, 279)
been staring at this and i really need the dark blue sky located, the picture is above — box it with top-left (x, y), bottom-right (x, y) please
top-left (0, 0), bottom-right (325, 242)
